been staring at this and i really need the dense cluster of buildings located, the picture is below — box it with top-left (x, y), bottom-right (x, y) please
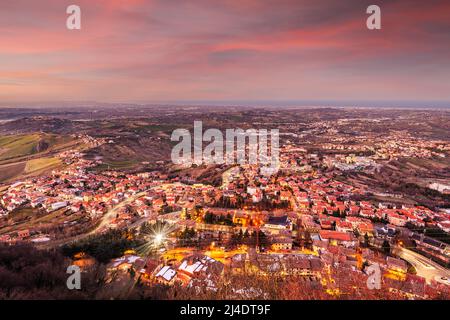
top-left (1, 128), bottom-right (449, 299)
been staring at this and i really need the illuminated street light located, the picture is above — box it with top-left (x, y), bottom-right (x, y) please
top-left (135, 221), bottom-right (175, 257)
top-left (154, 233), bottom-right (164, 246)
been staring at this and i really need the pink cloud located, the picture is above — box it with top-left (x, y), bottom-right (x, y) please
top-left (0, 0), bottom-right (449, 102)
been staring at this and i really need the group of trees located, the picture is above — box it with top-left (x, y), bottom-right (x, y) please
top-left (0, 244), bottom-right (103, 299)
top-left (203, 212), bottom-right (234, 226)
top-left (212, 195), bottom-right (245, 209)
top-left (424, 227), bottom-right (450, 245)
top-left (159, 204), bottom-right (178, 214)
top-left (61, 229), bottom-right (142, 263)
top-left (231, 229), bottom-right (269, 249)
top-left (253, 197), bottom-right (290, 211)
top-left (213, 193), bottom-right (291, 211)
top-left (176, 227), bottom-right (197, 247)
top-left (322, 207), bottom-right (348, 218)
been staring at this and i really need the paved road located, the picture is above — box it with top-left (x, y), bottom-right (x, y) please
top-left (90, 191), bottom-right (148, 234)
top-left (395, 246), bottom-right (450, 285)
top-left (41, 191), bottom-right (150, 248)
top-left (45, 184), bottom-right (184, 248)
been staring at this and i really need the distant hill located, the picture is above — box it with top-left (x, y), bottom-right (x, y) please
top-left (85, 135), bottom-right (173, 172)
top-left (0, 117), bottom-right (76, 134)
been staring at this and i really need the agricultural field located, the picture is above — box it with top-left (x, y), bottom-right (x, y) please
top-left (0, 206), bottom-right (75, 235)
top-left (0, 133), bottom-right (82, 183)
top-left (24, 157), bottom-right (62, 174)
top-left (0, 134), bottom-right (42, 161)
top-left (0, 162), bottom-right (26, 182)
top-left (0, 157), bottom-right (63, 183)
top-left (0, 133), bottom-right (77, 164)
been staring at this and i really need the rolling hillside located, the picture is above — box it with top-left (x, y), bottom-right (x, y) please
top-left (0, 133), bottom-right (81, 183)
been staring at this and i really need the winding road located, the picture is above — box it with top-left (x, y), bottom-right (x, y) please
top-left (395, 246), bottom-right (450, 285)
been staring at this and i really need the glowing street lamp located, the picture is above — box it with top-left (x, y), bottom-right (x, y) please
top-left (136, 221), bottom-right (176, 257)
top-left (154, 233), bottom-right (164, 246)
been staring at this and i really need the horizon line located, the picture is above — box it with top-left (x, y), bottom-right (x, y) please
top-left (1, 99), bottom-right (450, 109)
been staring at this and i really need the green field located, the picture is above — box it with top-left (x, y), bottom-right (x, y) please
top-left (0, 133), bottom-right (75, 163)
top-left (24, 157), bottom-right (62, 174)
top-left (0, 133), bottom-right (80, 183)
top-left (92, 159), bottom-right (140, 172)
top-left (0, 157), bottom-right (63, 183)
top-left (0, 134), bottom-right (41, 160)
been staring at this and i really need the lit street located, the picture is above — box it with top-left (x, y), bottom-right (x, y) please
top-left (395, 247), bottom-right (450, 285)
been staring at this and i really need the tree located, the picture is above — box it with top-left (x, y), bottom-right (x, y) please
top-left (303, 230), bottom-right (312, 249)
top-left (238, 229), bottom-right (244, 241)
top-left (364, 233), bottom-right (370, 247)
top-left (177, 227), bottom-right (197, 247)
top-left (332, 209), bottom-right (341, 217)
top-left (382, 239), bottom-right (391, 255)
top-left (61, 229), bottom-right (141, 263)
top-left (203, 212), bottom-right (214, 224)
top-left (0, 244), bottom-right (105, 299)
top-left (258, 231), bottom-right (269, 250)
top-left (129, 267), bottom-right (136, 278)
top-left (231, 231), bottom-right (241, 246)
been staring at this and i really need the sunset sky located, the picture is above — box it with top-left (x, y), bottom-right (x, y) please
top-left (1, 0), bottom-right (450, 105)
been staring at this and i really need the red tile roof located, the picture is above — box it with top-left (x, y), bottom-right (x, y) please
top-left (319, 230), bottom-right (352, 242)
